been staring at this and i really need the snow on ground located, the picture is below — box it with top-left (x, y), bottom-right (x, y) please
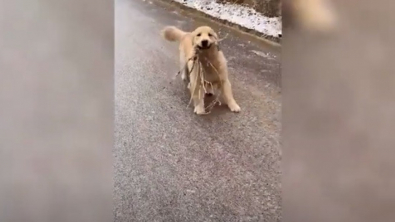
top-left (172, 0), bottom-right (282, 37)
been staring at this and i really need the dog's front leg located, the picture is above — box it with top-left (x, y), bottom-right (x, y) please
top-left (180, 54), bottom-right (188, 81)
top-left (221, 80), bottom-right (241, 112)
top-left (189, 72), bottom-right (205, 115)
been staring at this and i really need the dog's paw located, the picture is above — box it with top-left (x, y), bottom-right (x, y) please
top-left (228, 102), bottom-right (241, 113)
top-left (194, 106), bottom-right (206, 115)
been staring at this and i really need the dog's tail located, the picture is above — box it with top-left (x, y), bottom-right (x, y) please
top-left (161, 26), bottom-right (186, 42)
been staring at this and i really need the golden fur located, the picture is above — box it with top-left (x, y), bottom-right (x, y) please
top-left (161, 26), bottom-right (240, 115)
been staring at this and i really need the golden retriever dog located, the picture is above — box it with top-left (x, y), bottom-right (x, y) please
top-left (161, 26), bottom-right (241, 115)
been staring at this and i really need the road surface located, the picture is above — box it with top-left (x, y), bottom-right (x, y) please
top-left (114, 0), bottom-right (281, 221)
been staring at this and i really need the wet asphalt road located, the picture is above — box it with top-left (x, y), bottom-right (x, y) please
top-left (114, 0), bottom-right (281, 221)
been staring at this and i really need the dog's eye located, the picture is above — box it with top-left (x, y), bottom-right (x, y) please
top-left (208, 33), bottom-right (213, 37)
top-left (197, 33), bottom-right (201, 37)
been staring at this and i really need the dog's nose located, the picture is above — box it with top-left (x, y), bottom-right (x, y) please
top-left (201, 40), bottom-right (209, 47)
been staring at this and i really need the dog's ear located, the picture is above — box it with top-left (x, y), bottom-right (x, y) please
top-left (211, 32), bottom-right (219, 46)
top-left (213, 32), bottom-right (221, 51)
top-left (210, 31), bottom-right (219, 45)
top-left (211, 31), bottom-right (219, 41)
top-left (190, 30), bottom-right (198, 46)
top-left (191, 33), bottom-right (197, 47)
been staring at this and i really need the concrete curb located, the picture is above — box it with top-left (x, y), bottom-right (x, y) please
top-left (152, 0), bottom-right (282, 46)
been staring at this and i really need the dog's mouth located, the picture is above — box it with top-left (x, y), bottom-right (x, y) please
top-left (197, 40), bottom-right (212, 50)
top-left (197, 44), bottom-right (212, 50)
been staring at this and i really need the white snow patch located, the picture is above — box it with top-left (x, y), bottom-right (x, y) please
top-left (172, 0), bottom-right (282, 37)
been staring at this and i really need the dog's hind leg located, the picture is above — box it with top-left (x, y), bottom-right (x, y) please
top-left (179, 55), bottom-right (187, 81)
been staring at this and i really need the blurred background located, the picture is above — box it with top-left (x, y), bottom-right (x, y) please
top-left (282, 0), bottom-right (395, 221)
top-left (0, 0), bottom-right (113, 221)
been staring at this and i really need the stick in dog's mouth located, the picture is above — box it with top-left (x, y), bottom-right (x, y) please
top-left (185, 47), bottom-right (222, 114)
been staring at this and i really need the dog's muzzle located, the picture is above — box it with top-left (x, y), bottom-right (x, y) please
top-left (197, 44), bottom-right (212, 50)
top-left (198, 40), bottom-right (212, 50)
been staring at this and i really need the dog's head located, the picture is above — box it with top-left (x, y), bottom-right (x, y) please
top-left (191, 26), bottom-right (218, 50)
